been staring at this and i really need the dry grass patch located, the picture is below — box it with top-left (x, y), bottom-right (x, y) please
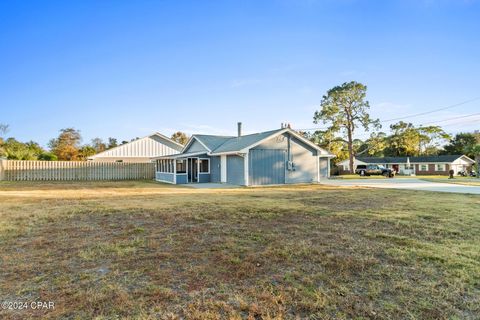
top-left (0, 181), bottom-right (479, 319)
top-left (420, 178), bottom-right (480, 186)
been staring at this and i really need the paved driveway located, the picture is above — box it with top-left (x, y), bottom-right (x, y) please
top-left (322, 178), bottom-right (480, 194)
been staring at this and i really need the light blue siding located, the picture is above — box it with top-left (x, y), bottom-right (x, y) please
top-left (176, 174), bottom-right (188, 184)
top-left (253, 133), bottom-right (317, 153)
top-left (285, 139), bottom-right (318, 184)
top-left (250, 133), bottom-right (318, 184)
top-left (156, 172), bottom-right (175, 183)
top-left (185, 139), bottom-right (209, 153)
top-left (227, 155), bottom-right (245, 185)
top-left (198, 173), bottom-right (211, 183)
top-left (210, 156), bottom-right (221, 182)
top-left (249, 149), bottom-right (286, 185)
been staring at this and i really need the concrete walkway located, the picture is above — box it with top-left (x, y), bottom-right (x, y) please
top-left (322, 178), bottom-right (480, 195)
top-left (179, 183), bottom-right (240, 189)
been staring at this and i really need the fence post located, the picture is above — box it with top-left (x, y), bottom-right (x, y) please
top-left (0, 159), bottom-right (5, 181)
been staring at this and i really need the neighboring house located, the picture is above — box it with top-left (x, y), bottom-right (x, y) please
top-left (337, 155), bottom-right (475, 175)
top-left (88, 132), bottom-right (183, 162)
top-left (153, 124), bottom-right (335, 186)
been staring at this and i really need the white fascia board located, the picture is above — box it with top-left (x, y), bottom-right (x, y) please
top-left (319, 154), bottom-right (336, 158)
top-left (236, 128), bottom-right (289, 153)
top-left (236, 128), bottom-right (335, 157)
top-left (150, 151), bottom-right (207, 160)
top-left (182, 136), bottom-right (212, 153)
top-left (209, 151), bottom-right (246, 156)
top-left (181, 136), bottom-right (196, 152)
top-left (459, 155), bottom-right (475, 164)
top-left (286, 129), bottom-right (335, 156)
top-left (153, 132), bottom-right (184, 149)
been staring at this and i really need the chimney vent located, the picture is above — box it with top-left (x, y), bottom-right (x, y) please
top-left (237, 122), bottom-right (242, 137)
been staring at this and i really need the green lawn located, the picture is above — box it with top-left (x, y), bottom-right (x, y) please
top-left (0, 181), bottom-right (479, 319)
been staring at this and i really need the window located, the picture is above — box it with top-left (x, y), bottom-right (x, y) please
top-left (156, 159), bottom-right (174, 173)
top-left (176, 159), bottom-right (186, 173)
top-left (199, 159), bottom-right (210, 173)
top-left (436, 164), bottom-right (446, 171)
top-left (420, 164), bottom-right (428, 171)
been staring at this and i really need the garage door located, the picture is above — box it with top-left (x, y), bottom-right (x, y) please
top-left (249, 149), bottom-right (285, 185)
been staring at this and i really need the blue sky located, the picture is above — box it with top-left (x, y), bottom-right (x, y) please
top-left (1, 0), bottom-right (479, 146)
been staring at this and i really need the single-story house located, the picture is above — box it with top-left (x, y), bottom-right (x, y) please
top-left (153, 124), bottom-right (335, 186)
top-left (337, 155), bottom-right (475, 175)
top-left (88, 132), bottom-right (183, 163)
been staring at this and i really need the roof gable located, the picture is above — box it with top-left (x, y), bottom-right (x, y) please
top-left (176, 128), bottom-right (335, 157)
top-left (194, 135), bottom-right (234, 151)
top-left (89, 132), bottom-right (182, 158)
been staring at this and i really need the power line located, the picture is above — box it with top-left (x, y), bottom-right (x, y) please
top-left (295, 96), bottom-right (480, 132)
top-left (379, 97), bottom-right (480, 123)
top-left (419, 112), bottom-right (480, 126)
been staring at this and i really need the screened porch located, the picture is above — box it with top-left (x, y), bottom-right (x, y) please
top-left (153, 152), bottom-right (210, 184)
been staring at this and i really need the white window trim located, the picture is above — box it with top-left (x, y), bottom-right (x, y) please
top-left (198, 158), bottom-right (210, 174)
top-left (175, 159), bottom-right (188, 175)
top-left (156, 159), bottom-right (176, 174)
top-left (436, 163), bottom-right (446, 171)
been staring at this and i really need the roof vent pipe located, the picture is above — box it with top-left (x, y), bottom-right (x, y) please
top-left (237, 122), bottom-right (242, 137)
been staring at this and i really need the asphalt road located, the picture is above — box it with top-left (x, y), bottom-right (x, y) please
top-left (322, 178), bottom-right (480, 195)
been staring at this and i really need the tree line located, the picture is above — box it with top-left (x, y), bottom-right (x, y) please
top-left (2, 84), bottom-right (478, 167)
top-left (310, 81), bottom-right (480, 173)
top-left (0, 126), bottom-right (190, 161)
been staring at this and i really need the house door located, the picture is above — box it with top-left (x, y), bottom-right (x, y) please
top-left (319, 158), bottom-right (329, 180)
top-left (392, 164), bottom-right (399, 173)
top-left (188, 158), bottom-right (198, 183)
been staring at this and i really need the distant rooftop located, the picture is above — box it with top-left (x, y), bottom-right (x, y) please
top-left (356, 155), bottom-right (470, 163)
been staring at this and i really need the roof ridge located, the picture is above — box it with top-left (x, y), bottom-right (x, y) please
top-left (193, 134), bottom-right (235, 138)
top-left (209, 128), bottom-right (285, 153)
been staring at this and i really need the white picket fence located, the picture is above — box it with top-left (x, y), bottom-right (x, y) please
top-left (0, 160), bottom-right (155, 181)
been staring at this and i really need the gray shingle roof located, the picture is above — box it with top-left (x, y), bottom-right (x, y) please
top-left (187, 129), bottom-right (286, 154)
top-left (178, 128), bottom-right (332, 156)
top-left (210, 129), bottom-right (284, 153)
top-left (193, 135), bottom-right (234, 151)
top-left (357, 155), bottom-right (467, 164)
